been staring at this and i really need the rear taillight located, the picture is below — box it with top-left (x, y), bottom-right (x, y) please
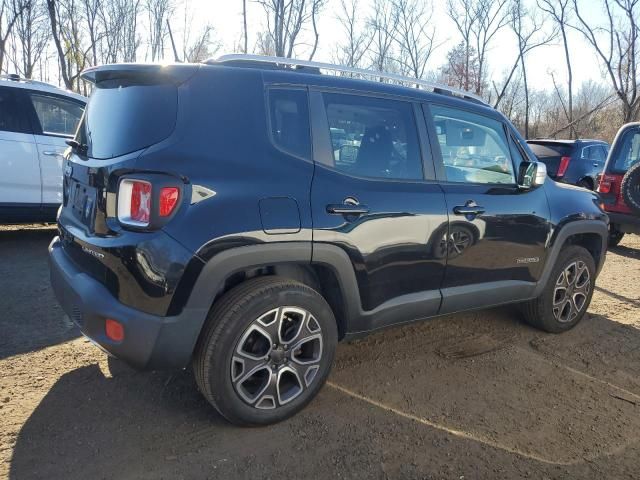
top-left (598, 174), bottom-right (617, 194)
top-left (117, 179), bottom-right (152, 227)
top-left (557, 156), bottom-right (571, 177)
top-left (159, 187), bottom-right (180, 217)
top-left (117, 178), bottom-right (181, 228)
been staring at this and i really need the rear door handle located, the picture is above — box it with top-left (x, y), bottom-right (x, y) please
top-left (453, 201), bottom-right (485, 216)
top-left (326, 198), bottom-right (369, 216)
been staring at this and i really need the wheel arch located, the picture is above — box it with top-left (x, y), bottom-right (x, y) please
top-left (184, 243), bottom-right (360, 347)
top-left (533, 219), bottom-right (608, 297)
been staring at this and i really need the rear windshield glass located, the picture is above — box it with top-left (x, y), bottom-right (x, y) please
top-left (611, 129), bottom-right (640, 173)
top-left (527, 142), bottom-right (573, 158)
top-left (78, 79), bottom-right (177, 159)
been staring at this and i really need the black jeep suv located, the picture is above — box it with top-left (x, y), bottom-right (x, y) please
top-left (50, 55), bottom-right (608, 425)
top-left (527, 139), bottom-right (609, 190)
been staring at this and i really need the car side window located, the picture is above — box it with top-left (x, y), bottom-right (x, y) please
top-left (322, 93), bottom-right (423, 180)
top-left (593, 146), bottom-right (607, 162)
top-left (429, 105), bottom-right (515, 185)
top-left (268, 88), bottom-right (311, 160)
top-left (0, 89), bottom-right (30, 134)
top-left (29, 93), bottom-right (84, 137)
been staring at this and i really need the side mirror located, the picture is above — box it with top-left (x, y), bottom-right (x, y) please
top-left (518, 161), bottom-right (547, 189)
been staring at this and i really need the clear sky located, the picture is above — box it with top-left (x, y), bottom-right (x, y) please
top-left (180, 0), bottom-right (606, 92)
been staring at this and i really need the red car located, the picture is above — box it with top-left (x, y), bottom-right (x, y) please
top-left (598, 122), bottom-right (640, 246)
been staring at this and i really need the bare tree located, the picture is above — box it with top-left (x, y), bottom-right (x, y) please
top-left (573, 0), bottom-right (640, 123)
top-left (146, 0), bottom-right (172, 61)
top-left (0, 0), bottom-right (30, 73)
top-left (255, 0), bottom-right (326, 59)
top-left (447, 0), bottom-right (478, 91)
top-left (391, 0), bottom-right (439, 80)
top-left (538, 0), bottom-right (575, 137)
top-left (368, 0), bottom-right (396, 72)
top-left (11, 0), bottom-right (49, 77)
top-left (499, 0), bottom-right (557, 137)
top-left (472, 0), bottom-right (511, 96)
top-left (332, 0), bottom-right (372, 68)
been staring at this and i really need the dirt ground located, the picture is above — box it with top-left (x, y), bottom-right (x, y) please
top-left (1, 225), bottom-right (639, 480)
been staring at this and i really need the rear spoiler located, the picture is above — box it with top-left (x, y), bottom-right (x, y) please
top-left (81, 63), bottom-right (200, 85)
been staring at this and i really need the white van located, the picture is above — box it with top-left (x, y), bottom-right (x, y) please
top-left (0, 75), bottom-right (86, 223)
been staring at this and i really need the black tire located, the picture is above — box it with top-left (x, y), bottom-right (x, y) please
top-left (577, 178), bottom-right (593, 190)
top-left (608, 225), bottom-right (625, 248)
top-left (193, 276), bottom-right (338, 426)
top-left (521, 246), bottom-right (596, 333)
top-left (621, 162), bottom-right (640, 215)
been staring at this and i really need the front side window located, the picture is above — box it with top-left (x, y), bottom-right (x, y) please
top-left (268, 88), bottom-right (311, 159)
top-left (323, 93), bottom-right (423, 180)
top-left (429, 105), bottom-right (515, 184)
top-left (30, 94), bottom-right (84, 137)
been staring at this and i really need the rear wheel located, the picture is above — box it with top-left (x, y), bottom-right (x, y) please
top-left (608, 225), bottom-right (625, 248)
top-left (193, 276), bottom-right (337, 426)
top-left (521, 246), bottom-right (595, 333)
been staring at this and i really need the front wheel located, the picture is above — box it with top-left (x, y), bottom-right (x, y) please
top-left (521, 246), bottom-right (596, 333)
top-left (193, 276), bottom-right (338, 426)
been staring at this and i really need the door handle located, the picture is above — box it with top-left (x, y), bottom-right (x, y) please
top-left (593, 163), bottom-right (600, 167)
top-left (326, 198), bottom-right (369, 216)
top-left (43, 151), bottom-right (64, 157)
top-left (453, 201), bottom-right (485, 216)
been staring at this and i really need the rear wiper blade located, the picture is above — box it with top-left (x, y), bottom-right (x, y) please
top-left (66, 139), bottom-right (88, 155)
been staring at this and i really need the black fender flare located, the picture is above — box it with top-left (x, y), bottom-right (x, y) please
top-left (532, 219), bottom-right (608, 298)
top-left (181, 241), bottom-right (362, 346)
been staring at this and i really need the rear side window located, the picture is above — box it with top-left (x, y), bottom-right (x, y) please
top-left (30, 94), bottom-right (84, 137)
top-left (79, 79), bottom-right (177, 159)
top-left (268, 88), bottom-right (311, 160)
top-left (429, 105), bottom-right (515, 184)
top-left (612, 130), bottom-right (640, 173)
top-left (582, 145), bottom-right (606, 162)
top-left (322, 93), bottom-right (423, 180)
top-left (528, 142), bottom-right (573, 158)
top-left (0, 89), bottom-right (30, 134)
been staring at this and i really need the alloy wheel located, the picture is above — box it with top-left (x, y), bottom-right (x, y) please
top-left (553, 260), bottom-right (591, 323)
top-left (231, 307), bottom-right (323, 410)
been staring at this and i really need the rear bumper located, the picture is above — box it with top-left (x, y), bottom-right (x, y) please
top-left (49, 236), bottom-right (208, 370)
top-left (607, 212), bottom-right (640, 234)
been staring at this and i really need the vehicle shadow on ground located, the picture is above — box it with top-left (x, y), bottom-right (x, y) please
top-left (9, 311), bottom-right (640, 479)
top-left (610, 244), bottom-right (640, 259)
top-left (0, 227), bottom-right (79, 360)
top-left (595, 286), bottom-right (640, 308)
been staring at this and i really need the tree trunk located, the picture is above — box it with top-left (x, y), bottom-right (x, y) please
top-left (46, 0), bottom-right (73, 90)
top-left (560, 24), bottom-right (574, 138)
top-left (242, 0), bottom-right (248, 53)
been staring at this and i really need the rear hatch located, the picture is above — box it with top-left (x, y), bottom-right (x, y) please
top-left (527, 141), bottom-right (574, 178)
top-left (58, 64), bottom-right (197, 283)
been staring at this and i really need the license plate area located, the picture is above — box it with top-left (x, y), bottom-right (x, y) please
top-left (69, 180), bottom-right (97, 229)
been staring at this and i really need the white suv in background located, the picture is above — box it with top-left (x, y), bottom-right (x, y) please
top-left (0, 74), bottom-right (86, 223)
